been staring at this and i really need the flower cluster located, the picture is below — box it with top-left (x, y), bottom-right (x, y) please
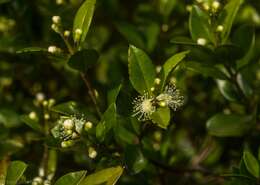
top-left (132, 82), bottom-right (184, 121)
top-left (51, 116), bottom-right (93, 148)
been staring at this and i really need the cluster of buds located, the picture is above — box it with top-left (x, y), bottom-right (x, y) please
top-left (132, 80), bottom-right (184, 121)
top-left (196, 0), bottom-right (221, 14)
top-left (51, 116), bottom-right (93, 148)
top-left (51, 15), bottom-right (61, 33)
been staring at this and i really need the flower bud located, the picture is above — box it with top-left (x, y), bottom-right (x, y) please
top-left (203, 3), bottom-right (210, 11)
top-left (35, 92), bottom-right (45, 102)
top-left (84, 121), bottom-right (93, 131)
top-left (63, 119), bottom-right (74, 130)
top-left (56, 0), bottom-right (64, 5)
top-left (197, 38), bottom-right (207, 46)
top-left (48, 99), bottom-right (56, 107)
top-left (72, 132), bottom-right (79, 139)
top-left (156, 65), bottom-right (162, 73)
top-left (42, 100), bottom-right (48, 107)
top-left (29, 111), bottom-right (37, 120)
top-left (74, 28), bottom-right (82, 42)
top-left (212, 1), bottom-right (220, 10)
top-left (150, 87), bottom-right (155, 92)
top-left (216, 25), bottom-right (224, 32)
top-left (65, 129), bottom-right (73, 135)
top-left (64, 30), bottom-right (70, 37)
top-left (159, 101), bottom-right (166, 107)
top-left (52, 16), bottom-right (61, 24)
top-left (51, 24), bottom-right (59, 33)
top-left (154, 78), bottom-right (161, 85)
top-left (88, 147), bottom-right (97, 159)
top-left (48, 46), bottom-right (58, 53)
top-left (44, 113), bottom-right (50, 120)
top-left (32, 177), bottom-right (43, 185)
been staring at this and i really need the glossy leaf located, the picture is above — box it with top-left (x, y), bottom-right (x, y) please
top-left (206, 113), bottom-right (253, 137)
top-left (232, 25), bottom-right (255, 69)
top-left (161, 50), bottom-right (189, 88)
top-left (54, 171), bottom-right (87, 185)
top-left (216, 79), bottom-right (239, 101)
top-left (73, 0), bottom-right (96, 44)
top-left (218, 0), bottom-right (243, 43)
top-left (125, 146), bottom-right (147, 174)
top-left (80, 166), bottom-right (123, 185)
top-left (20, 115), bottom-right (43, 133)
top-left (0, 109), bottom-right (20, 128)
top-left (5, 161), bottom-right (27, 185)
top-left (107, 84), bottom-right (122, 105)
top-left (150, 107), bottom-right (171, 129)
top-left (185, 61), bottom-right (227, 80)
top-left (96, 103), bottom-right (117, 142)
top-left (128, 45), bottom-right (156, 94)
top-left (189, 5), bottom-right (215, 43)
top-left (243, 151), bottom-right (259, 178)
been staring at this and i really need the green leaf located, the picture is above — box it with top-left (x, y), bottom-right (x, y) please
top-left (20, 115), bottom-right (43, 133)
top-left (243, 151), bottom-right (260, 178)
top-left (80, 166), bottom-right (123, 185)
top-left (51, 102), bottom-right (95, 120)
top-left (16, 47), bottom-right (47, 54)
top-left (143, 22), bottom-right (160, 52)
top-left (5, 161), bottom-right (27, 185)
top-left (232, 25), bottom-right (255, 69)
top-left (73, 0), bottom-right (96, 44)
top-left (125, 145), bottom-right (147, 174)
top-left (214, 44), bottom-right (244, 63)
top-left (189, 5), bottom-right (215, 43)
top-left (150, 107), bottom-right (171, 129)
top-left (216, 79), bottom-right (239, 101)
top-left (128, 45), bottom-right (156, 94)
top-left (107, 84), bottom-right (122, 105)
top-left (161, 50), bottom-right (189, 88)
top-left (54, 171), bottom-right (87, 185)
top-left (0, 109), bottom-right (20, 128)
top-left (96, 103), bottom-right (117, 142)
top-left (218, 0), bottom-right (243, 43)
top-left (114, 123), bottom-right (139, 145)
top-left (206, 113), bottom-right (253, 137)
top-left (68, 49), bottom-right (99, 72)
top-left (158, 0), bottom-right (177, 18)
top-left (115, 22), bottom-right (145, 49)
top-left (185, 61), bottom-right (228, 80)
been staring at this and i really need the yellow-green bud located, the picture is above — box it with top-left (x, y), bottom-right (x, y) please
top-left (159, 101), bottom-right (166, 107)
top-left (212, 1), bottom-right (220, 10)
top-left (64, 30), bottom-right (70, 37)
top-left (88, 147), bottom-right (97, 159)
top-left (197, 38), bottom-right (207, 46)
top-left (216, 25), bottom-right (224, 32)
top-left (65, 129), bottom-right (73, 135)
top-left (154, 78), bottom-right (161, 85)
top-left (84, 121), bottom-right (93, 131)
top-left (150, 87), bottom-right (155, 92)
top-left (74, 28), bottom-right (82, 42)
top-left (52, 16), bottom-right (61, 24)
top-left (42, 100), bottom-right (48, 107)
top-left (29, 111), bottom-right (37, 120)
top-left (72, 132), bottom-right (79, 139)
top-left (44, 113), bottom-right (50, 120)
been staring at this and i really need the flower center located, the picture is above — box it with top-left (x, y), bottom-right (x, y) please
top-left (141, 99), bottom-right (153, 113)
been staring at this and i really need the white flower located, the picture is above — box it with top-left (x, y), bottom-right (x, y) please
top-left (48, 45), bottom-right (57, 53)
top-left (63, 119), bottom-right (74, 130)
top-left (132, 93), bottom-right (156, 121)
top-left (156, 84), bottom-right (184, 111)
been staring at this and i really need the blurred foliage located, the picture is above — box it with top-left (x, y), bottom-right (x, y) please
top-left (0, 0), bottom-right (260, 185)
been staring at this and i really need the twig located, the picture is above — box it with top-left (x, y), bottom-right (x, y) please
top-left (80, 73), bottom-right (102, 118)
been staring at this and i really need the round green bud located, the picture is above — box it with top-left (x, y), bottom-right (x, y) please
top-left (84, 121), bottom-right (93, 131)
